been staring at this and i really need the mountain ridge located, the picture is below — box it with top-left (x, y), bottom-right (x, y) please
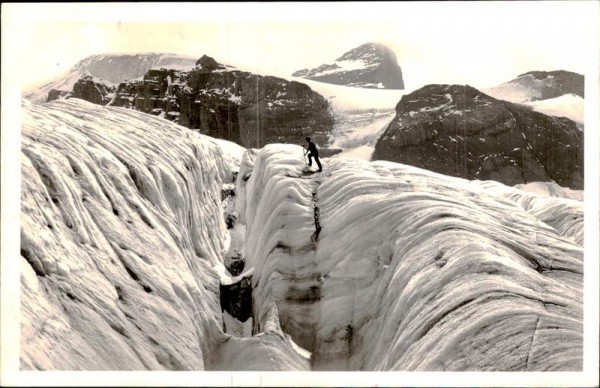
top-left (23, 53), bottom-right (198, 103)
top-left (292, 42), bottom-right (404, 90)
top-left (45, 54), bottom-right (335, 149)
top-left (484, 70), bottom-right (584, 103)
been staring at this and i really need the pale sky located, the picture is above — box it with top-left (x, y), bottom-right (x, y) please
top-left (2, 2), bottom-right (598, 91)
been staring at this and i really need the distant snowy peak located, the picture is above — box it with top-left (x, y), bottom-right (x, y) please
top-left (484, 70), bottom-right (584, 103)
top-left (23, 53), bottom-right (198, 103)
top-left (71, 53), bottom-right (198, 83)
top-left (292, 43), bottom-right (404, 90)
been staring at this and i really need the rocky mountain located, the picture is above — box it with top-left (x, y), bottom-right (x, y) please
top-left (20, 98), bottom-right (583, 372)
top-left (484, 70), bottom-right (584, 103)
top-left (71, 75), bottom-right (117, 105)
top-left (292, 43), bottom-right (404, 89)
top-left (47, 55), bottom-right (334, 149)
top-left (372, 84), bottom-right (583, 189)
top-left (46, 75), bottom-right (116, 105)
top-left (24, 53), bottom-right (198, 103)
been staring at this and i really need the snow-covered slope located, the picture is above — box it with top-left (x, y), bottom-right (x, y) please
top-left (484, 70), bottom-right (584, 104)
top-left (524, 94), bottom-right (584, 130)
top-left (298, 77), bottom-right (405, 113)
top-left (483, 71), bottom-right (584, 130)
top-left (23, 53), bottom-right (198, 103)
top-left (20, 99), bottom-right (308, 370)
top-left (235, 145), bottom-right (583, 370)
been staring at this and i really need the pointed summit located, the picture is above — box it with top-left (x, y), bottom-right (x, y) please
top-left (292, 42), bottom-right (404, 89)
top-left (195, 54), bottom-right (220, 71)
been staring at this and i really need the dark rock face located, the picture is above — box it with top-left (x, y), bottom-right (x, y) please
top-left (372, 84), bottom-right (583, 189)
top-left (220, 273), bottom-right (252, 322)
top-left (110, 68), bottom-right (183, 120)
top-left (46, 90), bottom-right (72, 102)
top-left (47, 76), bottom-right (115, 104)
top-left (108, 56), bottom-right (334, 148)
top-left (292, 43), bottom-right (404, 90)
top-left (48, 55), bottom-right (334, 149)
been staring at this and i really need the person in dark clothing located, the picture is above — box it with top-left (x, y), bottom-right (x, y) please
top-left (304, 137), bottom-right (322, 172)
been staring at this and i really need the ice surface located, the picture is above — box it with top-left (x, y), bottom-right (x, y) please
top-left (19, 99), bottom-right (583, 371)
top-left (333, 145), bottom-right (376, 161)
top-left (235, 145), bottom-right (583, 371)
top-left (291, 77), bottom-right (400, 158)
top-left (514, 181), bottom-right (583, 202)
top-left (330, 111), bottom-right (396, 151)
top-left (20, 99), bottom-right (308, 371)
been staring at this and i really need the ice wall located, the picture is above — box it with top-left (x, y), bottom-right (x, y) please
top-left (236, 145), bottom-right (583, 371)
top-left (20, 99), bottom-right (308, 370)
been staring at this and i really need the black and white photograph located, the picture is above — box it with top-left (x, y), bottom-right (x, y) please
top-left (1, 2), bottom-right (598, 387)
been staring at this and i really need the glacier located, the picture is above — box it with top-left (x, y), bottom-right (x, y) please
top-left (19, 98), bottom-right (583, 372)
top-left (20, 99), bottom-right (308, 371)
top-left (295, 78), bottom-right (403, 160)
top-left (236, 145), bottom-right (583, 371)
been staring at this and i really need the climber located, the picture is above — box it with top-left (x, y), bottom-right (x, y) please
top-left (303, 137), bottom-right (322, 172)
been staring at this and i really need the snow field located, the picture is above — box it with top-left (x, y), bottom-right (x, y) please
top-left (524, 94), bottom-right (584, 129)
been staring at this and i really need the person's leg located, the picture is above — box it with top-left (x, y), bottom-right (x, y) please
top-left (308, 154), bottom-right (313, 166)
top-left (316, 156), bottom-right (322, 171)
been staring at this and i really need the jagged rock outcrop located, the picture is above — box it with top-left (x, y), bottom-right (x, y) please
top-left (293, 43), bottom-right (404, 89)
top-left (485, 70), bottom-right (584, 103)
top-left (236, 144), bottom-right (582, 371)
top-left (50, 75), bottom-right (117, 105)
top-left (46, 89), bottom-right (72, 102)
top-left (372, 84), bottom-right (583, 189)
top-left (67, 55), bottom-right (334, 149)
